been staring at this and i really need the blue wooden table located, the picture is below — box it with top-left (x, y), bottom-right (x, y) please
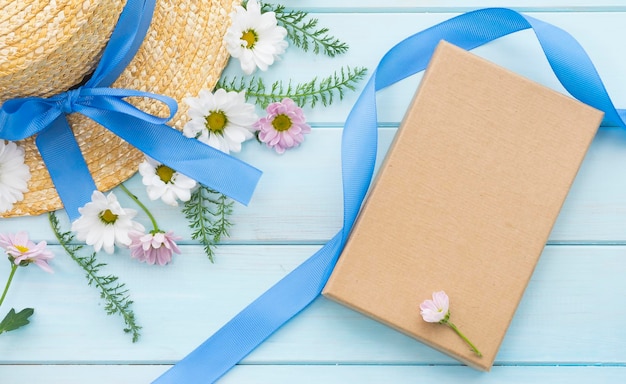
top-left (1, 1), bottom-right (626, 382)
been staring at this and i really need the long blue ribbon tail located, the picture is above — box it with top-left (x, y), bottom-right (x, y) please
top-left (154, 7), bottom-right (625, 383)
top-left (44, 0), bottom-right (157, 220)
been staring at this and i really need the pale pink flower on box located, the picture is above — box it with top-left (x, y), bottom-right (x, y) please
top-left (129, 230), bottom-right (181, 266)
top-left (0, 231), bottom-right (54, 273)
top-left (419, 290), bottom-right (450, 323)
top-left (255, 98), bottom-right (312, 154)
top-left (419, 290), bottom-right (482, 357)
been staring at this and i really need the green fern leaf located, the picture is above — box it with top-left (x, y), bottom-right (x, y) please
top-left (216, 66), bottom-right (367, 109)
top-left (262, 3), bottom-right (349, 57)
top-left (182, 186), bottom-right (234, 263)
top-left (48, 212), bottom-right (141, 342)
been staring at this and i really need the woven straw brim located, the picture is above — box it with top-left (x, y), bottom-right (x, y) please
top-left (1, 0), bottom-right (238, 217)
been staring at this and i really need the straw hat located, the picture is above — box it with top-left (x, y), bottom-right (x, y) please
top-left (0, 0), bottom-right (238, 217)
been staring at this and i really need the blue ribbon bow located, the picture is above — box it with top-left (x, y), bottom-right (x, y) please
top-left (153, 7), bottom-right (626, 384)
top-left (0, 0), bottom-right (262, 222)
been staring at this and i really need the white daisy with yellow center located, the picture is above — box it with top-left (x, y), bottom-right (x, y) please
top-left (71, 191), bottom-right (144, 254)
top-left (224, 0), bottom-right (288, 75)
top-left (139, 157), bottom-right (197, 206)
top-left (0, 140), bottom-right (31, 213)
top-left (183, 89), bottom-right (258, 154)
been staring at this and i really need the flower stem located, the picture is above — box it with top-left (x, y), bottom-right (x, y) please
top-left (445, 321), bottom-right (482, 357)
top-left (0, 264), bottom-right (18, 308)
top-left (119, 183), bottom-right (159, 232)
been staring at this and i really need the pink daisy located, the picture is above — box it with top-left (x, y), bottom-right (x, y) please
top-left (129, 230), bottom-right (182, 266)
top-left (255, 98), bottom-right (311, 154)
top-left (0, 231), bottom-right (54, 273)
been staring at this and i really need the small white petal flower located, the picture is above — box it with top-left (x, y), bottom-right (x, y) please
top-left (0, 140), bottom-right (31, 213)
top-left (419, 290), bottom-right (450, 323)
top-left (224, 0), bottom-right (288, 75)
top-left (183, 89), bottom-right (258, 154)
top-left (418, 290), bottom-right (482, 356)
top-left (139, 157), bottom-right (197, 206)
top-left (71, 191), bottom-right (144, 254)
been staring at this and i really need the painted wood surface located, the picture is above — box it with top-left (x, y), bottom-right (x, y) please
top-left (1, 3), bottom-right (626, 383)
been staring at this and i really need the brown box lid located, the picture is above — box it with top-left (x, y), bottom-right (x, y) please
top-left (322, 41), bottom-right (603, 371)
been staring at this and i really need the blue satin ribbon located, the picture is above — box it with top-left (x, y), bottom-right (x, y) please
top-left (154, 7), bottom-right (622, 383)
top-left (0, 0), bottom-right (262, 222)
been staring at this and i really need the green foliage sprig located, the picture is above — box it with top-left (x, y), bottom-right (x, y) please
top-left (262, 3), bottom-right (349, 57)
top-left (182, 186), bottom-right (234, 263)
top-left (48, 212), bottom-right (141, 342)
top-left (0, 308), bottom-right (33, 335)
top-left (217, 66), bottom-right (367, 109)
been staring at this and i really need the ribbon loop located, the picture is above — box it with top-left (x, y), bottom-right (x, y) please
top-left (0, 99), bottom-right (56, 141)
top-left (81, 88), bottom-right (179, 125)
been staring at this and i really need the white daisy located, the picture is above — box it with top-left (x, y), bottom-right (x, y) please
top-left (71, 190), bottom-right (144, 254)
top-left (0, 140), bottom-right (31, 213)
top-left (139, 157), bottom-right (197, 206)
top-left (224, 0), bottom-right (288, 75)
top-left (183, 88), bottom-right (258, 153)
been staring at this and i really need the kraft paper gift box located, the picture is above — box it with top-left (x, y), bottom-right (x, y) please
top-left (322, 41), bottom-right (603, 371)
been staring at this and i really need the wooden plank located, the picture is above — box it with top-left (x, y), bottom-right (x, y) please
top-left (218, 365), bottom-right (626, 384)
top-left (4, 124), bottom-right (626, 243)
top-left (0, 245), bottom-right (624, 365)
top-left (217, 12), bottom-right (626, 125)
top-left (0, 364), bottom-right (624, 384)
